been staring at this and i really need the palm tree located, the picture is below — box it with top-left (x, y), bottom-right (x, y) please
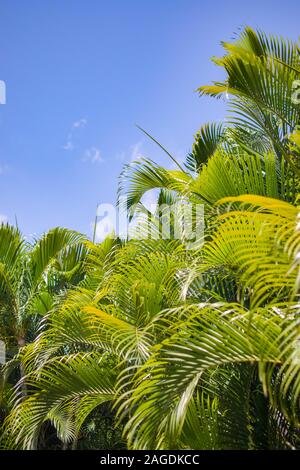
top-left (199, 27), bottom-right (300, 170)
top-left (0, 225), bottom-right (86, 352)
top-left (119, 27), bottom-right (300, 216)
top-left (0, 236), bottom-right (193, 449)
top-left (4, 194), bottom-right (300, 449)
top-left (0, 224), bottom-right (87, 413)
top-left (121, 195), bottom-right (300, 449)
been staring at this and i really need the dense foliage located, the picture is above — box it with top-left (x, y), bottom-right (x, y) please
top-left (1, 27), bottom-right (300, 449)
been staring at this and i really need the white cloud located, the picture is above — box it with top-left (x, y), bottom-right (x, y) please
top-left (82, 147), bottom-right (103, 164)
top-left (62, 132), bottom-right (74, 151)
top-left (63, 139), bottom-right (74, 151)
top-left (63, 118), bottom-right (87, 150)
top-left (73, 118), bottom-right (87, 128)
top-left (0, 214), bottom-right (8, 224)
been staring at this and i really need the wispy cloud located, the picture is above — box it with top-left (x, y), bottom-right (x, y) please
top-left (62, 133), bottom-right (74, 150)
top-left (63, 118), bottom-right (87, 150)
top-left (62, 118), bottom-right (103, 165)
top-left (82, 147), bottom-right (103, 164)
top-left (63, 141), bottom-right (74, 150)
top-left (73, 118), bottom-right (87, 128)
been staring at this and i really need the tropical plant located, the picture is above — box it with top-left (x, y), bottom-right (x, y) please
top-left (0, 236), bottom-right (193, 448)
top-left (120, 195), bottom-right (300, 449)
top-left (1, 26), bottom-right (300, 451)
top-left (0, 226), bottom-right (87, 433)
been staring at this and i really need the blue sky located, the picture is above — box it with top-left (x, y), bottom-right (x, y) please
top-left (0, 0), bottom-right (299, 239)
